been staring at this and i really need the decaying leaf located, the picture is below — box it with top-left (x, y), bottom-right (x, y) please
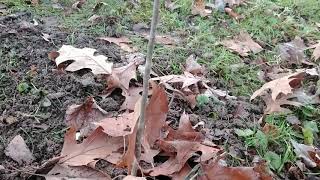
top-left (224, 0), bottom-right (247, 7)
top-left (140, 32), bottom-right (176, 45)
top-left (263, 95), bottom-right (302, 114)
top-left (99, 36), bottom-right (137, 52)
top-left (251, 71), bottom-right (304, 101)
top-left (104, 62), bottom-right (137, 96)
top-left (123, 176), bottom-right (147, 180)
top-left (46, 164), bottom-right (111, 180)
top-left (165, 0), bottom-right (180, 11)
top-left (199, 160), bottom-right (272, 180)
top-left (54, 45), bottom-right (113, 75)
top-left (309, 41), bottom-right (320, 61)
top-left (225, 7), bottom-right (244, 20)
top-left (291, 140), bottom-right (320, 168)
top-left (5, 135), bottom-right (34, 165)
top-left (185, 54), bottom-right (203, 75)
top-left (120, 86), bottom-right (143, 111)
top-left (59, 127), bottom-right (123, 166)
top-left (277, 37), bottom-right (310, 66)
top-left (191, 0), bottom-right (212, 17)
top-left (65, 97), bottom-right (109, 136)
top-left (72, 0), bottom-right (86, 10)
top-left (222, 32), bottom-right (263, 56)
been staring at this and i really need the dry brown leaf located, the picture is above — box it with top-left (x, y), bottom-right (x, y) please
top-left (31, 0), bottom-right (39, 5)
top-left (291, 140), bottom-right (320, 168)
top-left (150, 140), bottom-right (220, 176)
top-left (185, 54), bottom-right (203, 75)
top-left (165, 0), bottom-right (180, 11)
top-left (72, 0), bottom-right (86, 10)
top-left (224, 0), bottom-right (247, 7)
top-left (46, 164), bottom-right (111, 180)
top-left (120, 86), bottom-right (143, 111)
top-left (191, 0), bottom-right (212, 17)
top-left (95, 112), bottom-right (139, 137)
top-left (251, 71), bottom-right (304, 101)
top-left (59, 127), bottom-right (123, 166)
top-left (54, 45), bottom-right (112, 75)
top-left (278, 37), bottom-right (310, 66)
top-left (123, 175), bottom-right (147, 180)
top-left (199, 160), bottom-right (272, 180)
top-left (222, 32), bottom-right (263, 56)
top-left (99, 36), bottom-right (137, 52)
top-left (65, 97), bottom-right (109, 136)
top-left (263, 95), bottom-right (302, 114)
top-left (4, 135), bottom-right (34, 165)
top-left (309, 41), bottom-right (320, 61)
top-left (225, 7), bottom-right (244, 20)
top-left (104, 62), bottom-right (137, 96)
top-left (171, 164), bottom-right (192, 180)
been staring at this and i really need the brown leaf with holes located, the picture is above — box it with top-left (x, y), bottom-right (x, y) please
top-left (309, 41), bottom-right (320, 61)
top-left (199, 159), bottom-right (272, 180)
top-left (65, 97), bottom-right (109, 136)
top-left (45, 164), bottom-right (111, 180)
top-left (251, 71), bottom-right (304, 101)
top-left (99, 36), bottom-right (137, 52)
top-left (54, 45), bottom-right (113, 75)
top-left (58, 127), bottom-right (123, 166)
top-left (222, 32), bottom-right (263, 56)
top-left (104, 62), bottom-right (137, 96)
top-left (191, 0), bottom-right (212, 17)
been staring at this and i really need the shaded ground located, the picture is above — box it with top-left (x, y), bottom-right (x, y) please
top-left (0, 0), bottom-right (320, 179)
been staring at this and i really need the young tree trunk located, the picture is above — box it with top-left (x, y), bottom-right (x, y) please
top-left (131, 0), bottom-right (160, 176)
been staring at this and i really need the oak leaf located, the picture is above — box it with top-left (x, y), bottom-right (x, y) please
top-left (199, 160), bottom-right (272, 180)
top-left (191, 0), bottom-right (212, 17)
top-left (99, 36), bottom-right (137, 52)
top-left (46, 164), bottom-right (111, 180)
top-left (65, 97), bottom-right (109, 136)
top-left (291, 140), bottom-right (320, 168)
top-left (263, 94), bottom-right (302, 114)
top-left (251, 72), bottom-right (304, 101)
top-left (222, 32), bottom-right (263, 56)
top-left (59, 127), bottom-right (123, 166)
top-left (104, 62), bottom-right (137, 96)
top-left (54, 45), bottom-right (112, 75)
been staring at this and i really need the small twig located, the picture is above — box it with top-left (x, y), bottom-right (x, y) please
top-left (131, 0), bottom-right (160, 176)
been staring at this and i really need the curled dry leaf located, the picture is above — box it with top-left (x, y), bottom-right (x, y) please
top-left (54, 45), bottom-right (112, 75)
top-left (99, 36), bottom-right (137, 52)
top-left (251, 71), bottom-right (304, 101)
top-left (5, 135), bottom-right (34, 165)
top-left (185, 54), bottom-right (203, 75)
top-left (309, 41), bottom-right (320, 61)
top-left (59, 127), bottom-right (123, 166)
top-left (291, 139), bottom-right (320, 168)
top-left (46, 164), bottom-right (111, 180)
top-left (191, 0), bottom-right (212, 17)
top-left (225, 7), bottom-right (244, 20)
top-left (65, 97), bottom-right (109, 136)
top-left (104, 62), bottom-right (137, 96)
top-left (120, 86), bottom-right (143, 111)
top-left (222, 32), bottom-right (263, 56)
top-left (262, 94), bottom-right (302, 114)
top-left (199, 160), bottom-right (272, 180)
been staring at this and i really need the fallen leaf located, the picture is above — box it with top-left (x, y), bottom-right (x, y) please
top-left (191, 0), bottom-right (212, 17)
top-left (291, 139), bottom-right (320, 168)
top-left (225, 7), bottom-right (244, 20)
top-left (5, 135), bottom-right (34, 165)
top-left (46, 164), bottom-right (111, 180)
top-left (123, 175), bottom-right (146, 180)
top-left (72, 0), bottom-right (86, 10)
top-left (88, 14), bottom-right (103, 24)
top-left (185, 54), bottom-right (203, 75)
top-left (95, 112), bottom-right (139, 137)
top-left (171, 164), bottom-right (192, 180)
top-left (224, 0), bottom-right (247, 7)
top-left (277, 37), bottom-right (310, 66)
top-left (141, 33), bottom-right (176, 45)
top-left (54, 45), bottom-right (113, 75)
top-left (150, 140), bottom-right (220, 176)
top-left (59, 127), bottom-right (123, 166)
top-left (31, 0), bottom-right (39, 5)
top-left (199, 159), bottom-right (272, 180)
top-left (309, 41), bottom-right (320, 61)
top-left (120, 86), bottom-right (143, 111)
top-left (286, 115), bottom-right (301, 125)
top-left (165, 0), bottom-right (180, 11)
top-left (251, 71), bottom-right (304, 101)
top-left (104, 62), bottom-right (137, 96)
top-left (93, 2), bottom-right (107, 12)
top-left (222, 32), bottom-right (263, 56)
top-left (263, 94), bottom-right (302, 114)
top-left (65, 97), bottom-right (109, 136)
top-left (99, 36), bottom-right (137, 52)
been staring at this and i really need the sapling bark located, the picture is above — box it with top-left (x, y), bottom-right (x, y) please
top-left (131, 0), bottom-right (160, 176)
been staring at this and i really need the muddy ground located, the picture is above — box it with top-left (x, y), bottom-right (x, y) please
top-left (0, 12), bottom-right (263, 179)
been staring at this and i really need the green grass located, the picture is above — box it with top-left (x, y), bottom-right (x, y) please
top-left (2, 0), bottom-right (319, 96)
